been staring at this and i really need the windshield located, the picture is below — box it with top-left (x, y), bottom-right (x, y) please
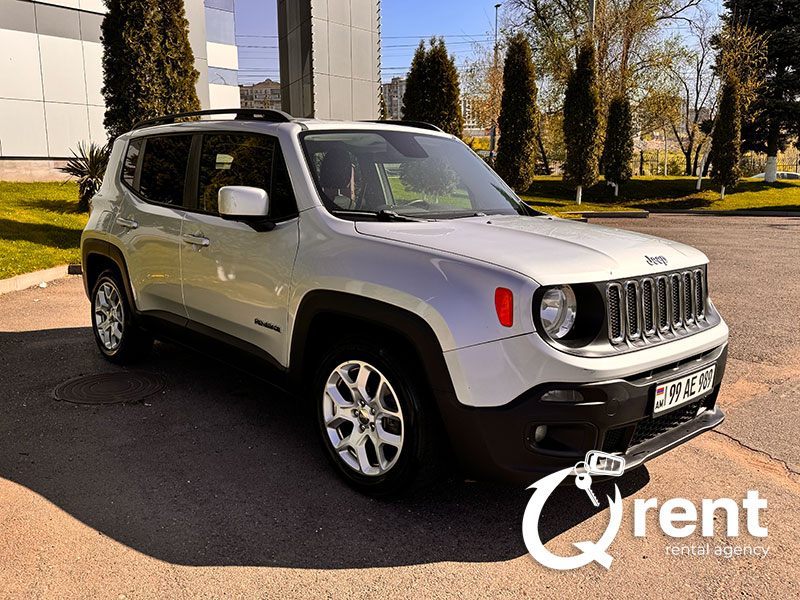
top-left (300, 130), bottom-right (536, 220)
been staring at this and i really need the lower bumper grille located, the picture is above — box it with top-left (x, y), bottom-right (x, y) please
top-left (629, 400), bottom-right (703, 448)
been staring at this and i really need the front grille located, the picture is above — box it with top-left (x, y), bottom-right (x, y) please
top-left (606, 268), bottom-right (709, 346)
top-left (629, 400), bottom-right (703, 448)
top-left (607, 283), bottom-right (624, 342)
top-left (625, 282), bottom-right (640, 339)
top-left (670, 274), bottom-right (682, 326)
top-left (694, 270), bottom-right (705, 319)
top-left (683, 272), bottom-right (694, 325)
top-left (656, 276), bottom-right (669, 330)
top-left (641, 279), bottom-right (655, 335)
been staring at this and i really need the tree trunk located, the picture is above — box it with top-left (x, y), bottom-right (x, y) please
top-left (696, 145), bottom-right (710, 191)
top-left (535, 127), bottom-right (551, 175)
top-left (765, 128), bottom-right (780, 183)
top-left (692, 142), bottom-right (704, 176)
top-left (702, 156), bottom-right (711, 177)
top-left (614, 182), bottom-right (619, 197)
top-left (720, 185), bottom-right (725, 201)
top-left (576, 185), bottom-right (582, 205)
top-left (639, 150), bottom-right (644, 176)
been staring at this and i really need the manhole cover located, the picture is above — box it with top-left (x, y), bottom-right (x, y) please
top-left (53, 372), bottom-right (166, 405)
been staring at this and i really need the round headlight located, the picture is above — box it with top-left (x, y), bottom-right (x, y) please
top-left (539, 285), bottom-right (577, 339)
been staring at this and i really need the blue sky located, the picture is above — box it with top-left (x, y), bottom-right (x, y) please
top-left (234, 0), bottom-right (725, 86)
top-left (234, 0), bottom-right (501, 85)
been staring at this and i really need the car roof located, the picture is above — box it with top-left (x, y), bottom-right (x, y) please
top-left (126, 109), bottom-right (453, 140)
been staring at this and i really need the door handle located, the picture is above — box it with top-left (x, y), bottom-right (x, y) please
top-left (182, 233), bottom-right (210, 247)
top-left (116, 217), bottom-right (138, 229)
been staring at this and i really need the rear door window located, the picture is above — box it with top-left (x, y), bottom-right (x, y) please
top-left (137, 135), bottom-right (193, 206)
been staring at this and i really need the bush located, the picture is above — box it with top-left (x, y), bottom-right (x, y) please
top-left (59, 142), bottom-right (110, 212)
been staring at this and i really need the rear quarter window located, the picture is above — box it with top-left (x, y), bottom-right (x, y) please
top-left (122, 138), bottom-right (142, 188)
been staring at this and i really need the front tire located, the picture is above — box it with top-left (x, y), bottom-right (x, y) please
top-left (313, 340), bottom-right (441, 496)
top-left (90, 270), bottom-right (153, 363)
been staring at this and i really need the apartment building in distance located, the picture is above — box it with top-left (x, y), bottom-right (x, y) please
top-left (461, 94), bottom-right (485, 137)
top-left (382, 77), bottom-right (405, 120)
top-left (240, 79), bottom-right (282, 110)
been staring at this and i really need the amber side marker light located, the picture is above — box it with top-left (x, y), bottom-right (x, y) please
top-left (495, 287), bottom-right (513, 327)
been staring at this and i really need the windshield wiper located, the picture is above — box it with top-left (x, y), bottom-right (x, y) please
top-left (330, 209), bottom-right (429, 222)
top-left (376, 209), bottom-right (429, 222)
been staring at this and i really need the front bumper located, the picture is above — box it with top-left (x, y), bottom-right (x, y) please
top-left (437, 343), bottom-right (727, 484)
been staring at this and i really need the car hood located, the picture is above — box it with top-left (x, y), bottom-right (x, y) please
top-left (354, 214), bottom-right (708, 285)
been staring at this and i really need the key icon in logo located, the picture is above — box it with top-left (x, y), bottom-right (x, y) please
top-left (573, 462), bottom-right (600, 507)
top-left (585, 450), bottom-right (625, 477)
top-left (572, 451), bottom-right (626, 507)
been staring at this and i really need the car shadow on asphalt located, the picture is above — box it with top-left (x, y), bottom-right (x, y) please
top-left (0, 327), bottom-right (650, 569)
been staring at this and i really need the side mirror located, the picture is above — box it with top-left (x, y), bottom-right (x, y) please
top-left (218, 186), bottom-right (269, 218)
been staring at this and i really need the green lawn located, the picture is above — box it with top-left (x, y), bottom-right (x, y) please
top-left (0, 181), bottom-right (87, 279)
top-left (521, 175), bottom-right (800, 214)
top-left (1, 175), bottom-right (798, 280)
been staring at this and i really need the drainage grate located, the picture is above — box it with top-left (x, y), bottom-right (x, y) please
top-left (53, 372), bottom-right (166, 405)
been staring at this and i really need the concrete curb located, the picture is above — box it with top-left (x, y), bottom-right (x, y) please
top-left (647, 209), bottom-right (800, 217)
top-left (561, 210), bottom-right (649, 219)
top-left (0, 264), bottom-right (81, 295)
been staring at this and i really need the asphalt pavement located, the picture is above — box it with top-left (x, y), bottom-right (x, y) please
top-left (1, 214), bottom-right (798, 599)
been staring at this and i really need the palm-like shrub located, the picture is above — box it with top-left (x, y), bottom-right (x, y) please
top-left (60, 142), bottom-right (111, 212)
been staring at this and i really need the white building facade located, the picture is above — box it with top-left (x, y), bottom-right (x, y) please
top-left (0, 0), bottom-right (239, 180)
top-left (277, 0), bottom-right (382, 120)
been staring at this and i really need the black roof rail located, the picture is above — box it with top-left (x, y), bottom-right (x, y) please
top-left (362, 120), bottom-right (443, 132)
top-left (131, 108), bottom-right (294, 131)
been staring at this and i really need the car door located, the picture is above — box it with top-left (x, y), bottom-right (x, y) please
top-left (180, 131), bottom-right (300, 365)
top-left (115, 134), bottom-right (192, 317)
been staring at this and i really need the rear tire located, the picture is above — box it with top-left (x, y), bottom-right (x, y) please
top-left (312, 339), bottom-right (442, 497)
top-left (90, 270), bottom-right (153, 364)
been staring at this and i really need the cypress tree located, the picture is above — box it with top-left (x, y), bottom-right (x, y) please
top-left (711, 77), bottom-right (742, 200)
top-left (402, 38), bottom-right (464, 137)
top-left (602, 95), bottom-right (634, 197)
top-left (495, 33), bottom-right (538, 192)
top-left (402, 41), bottom-right (430, 124)
top-left (562, 37), bottom-right (602, 205)
top-left (102, 0), bottom-right (200, 140)
top-left (157, 0), bottom-right (201, 115)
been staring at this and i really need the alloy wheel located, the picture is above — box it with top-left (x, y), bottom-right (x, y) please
top-left (94, 281), bottom-right (124, 351)
top-left (322, 360), bottom-right (405, 476)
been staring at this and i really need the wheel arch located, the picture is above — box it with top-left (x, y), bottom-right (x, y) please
top-left (82, 238), bottom-right (136, 310)
top-left (289, 291), bottom-right (458, 403)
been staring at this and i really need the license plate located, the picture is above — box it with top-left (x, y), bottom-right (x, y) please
top-left (653, 365), bottom-right (716, 415)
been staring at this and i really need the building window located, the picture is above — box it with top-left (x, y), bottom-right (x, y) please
top-left (205, 7), bottom-right (235, 45)
top-left (208, 66), bottom-right (239, 86)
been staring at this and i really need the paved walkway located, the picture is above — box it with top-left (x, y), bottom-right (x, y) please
top-left (0, 214), bottom-right (798, 599)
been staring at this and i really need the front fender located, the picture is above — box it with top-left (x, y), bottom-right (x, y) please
top-left (289, 207), bottom-right (538, 357)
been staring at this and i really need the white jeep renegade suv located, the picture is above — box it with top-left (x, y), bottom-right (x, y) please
top-left (81, 109), bottom-right (728, 495)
